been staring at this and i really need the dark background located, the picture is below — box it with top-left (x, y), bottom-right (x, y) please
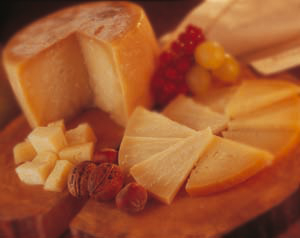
top-left (0, 0), bottom-right (200, 45)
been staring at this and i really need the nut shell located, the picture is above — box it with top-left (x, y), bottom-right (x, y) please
top-left (68, 161), bottom-right (97, 198)
top-left (88, 163), bottom-right (124, 201)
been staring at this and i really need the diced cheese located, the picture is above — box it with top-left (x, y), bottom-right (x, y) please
top-left (118, 136), bottom-right (181, 174)
top-left (130, 128), bottom-right (213, 204)
top-left (15, 151), bottom-right (58, 185)
top-left (58, 142), bottom-right (94, 165)
top-left (48, 119), bottom-right (66, 132)
top-left (228, 96), bottom-right (300, 130)
top-left (65, 123), bottom-right (96, 145)
top-left (3, 2), bottom-right (158, 127)
top-left (222, 129), bottom-right (300, 158)
top-left (225, 79), bottom-right (300, 118)
top-left (186, 136), bottom-right (274, 196)
top-left (44, 160), bottom-right (74, 192)
top-left (13, 141), bottom-right (36, 165)
top-left (28, 126), bottom-right (67, 153)
top-left (124, 107), bottom-right (195, 138)
top-left (163, 95), bottom-right (229, 134)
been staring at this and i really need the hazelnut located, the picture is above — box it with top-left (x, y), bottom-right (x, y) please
top-left (115, 182), bottom-right (148, 213)
top-left (88, 163), bottom-right (124, 201)
top-left (93, 148), bottom-right (118, 164)
top-left (68, 161), bottom-right (97, 198)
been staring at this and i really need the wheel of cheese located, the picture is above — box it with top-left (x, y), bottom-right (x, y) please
top-left (3, 2), bottom-right (159, 127)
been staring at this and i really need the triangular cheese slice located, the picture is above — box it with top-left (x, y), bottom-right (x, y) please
top-left (130, 128), bottom-right (213, 204)
top-left (163, 95), bottom-right (228, 134)
top-left (186, 136), bottom-right (273, 196)
top-left (228, 96), bottom-right (300, 130)
top-left (124, 107), bottom-right (195, 138)
top-left (222, 129), bottom-right (300, 158)
top-left (196, 85), bottom-right (237, 114)
top-left (118, 136), bottom-right (182, 174)
top-left (225, 79), bottom-right (300, 118)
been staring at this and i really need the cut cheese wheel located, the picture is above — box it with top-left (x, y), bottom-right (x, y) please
top-left (186, 136), bottom-right (274, 196)
top-left (124, 107), bottom-right (195, 138)
top-left (163, 95), bottom-right (228, 134)
top-left (228, 96), bottom-right (300, 130)
top-left (196, 85), bottom-right (237, 114)
top-left (3, 2), bottom-right (158, 127)
top-left (130, 128), bottom-right (213, 204)
top-left (225, 79), bottom-right (300, 118)
top-left (222, 129), bottom-right (300, 158)
top-left (118, 136), bottom-right (181, 174)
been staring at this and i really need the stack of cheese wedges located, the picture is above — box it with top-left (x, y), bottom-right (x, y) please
top-left (119, 107), bottom-right (274, 204)
top-left (14, 120), bottom-right (96, 192)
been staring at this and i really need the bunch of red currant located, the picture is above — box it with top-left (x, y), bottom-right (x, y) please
top-left (151, 24), bottom-right (240, 108)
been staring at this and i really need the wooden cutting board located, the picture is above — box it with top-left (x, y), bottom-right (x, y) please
top-left (0, 109), bottom-right (124, 238)
top-left (70, 139), bottom-right (300, 237)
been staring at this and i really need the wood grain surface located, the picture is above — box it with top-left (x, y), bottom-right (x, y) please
top-left (0, 109), bottom-right (124, 238)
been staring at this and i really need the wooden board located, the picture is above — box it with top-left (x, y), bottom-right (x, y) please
top-left (0, 109), bottom-right (124, 238)
top-left (70, 140), bottom-right (300, 237)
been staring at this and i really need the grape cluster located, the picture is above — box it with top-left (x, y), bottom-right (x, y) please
top-left (151, 25), bottom-right (205, 108)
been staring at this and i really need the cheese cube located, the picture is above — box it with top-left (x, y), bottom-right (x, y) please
top-left (15, 151), bottom-right (58, 185)
top-left (28, 126), bottom-right (67, 153)
top-left (48, 119), bottom-right (66, 132)
top-left (13, 141), bottom-right (36, 165)
top-left (44, 160), bottom-right (74, 192)
top-left (58, 142), bottom-right (94, 165)
top-left (65, 123), bottom-right (96, 145)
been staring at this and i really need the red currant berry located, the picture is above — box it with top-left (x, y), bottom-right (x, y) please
top-left (165, 67), bottom-right (179, 80)
top-left (176, 55), bottom-right (192, 73)
top-left (171, 41), bottom-right (184, 54)
top-left (159, 51), bottom-right (174, 65)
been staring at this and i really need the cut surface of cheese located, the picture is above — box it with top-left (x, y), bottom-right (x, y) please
top-left (222, 129), bottom-right (300, 158)
top-left (58, 142), bottom-right (94, 165)
top-left (163, 95), bottom-right (228, 134)
top-left (65, 123), bottom-right (97, 145)
top-left (44, 160), bottom-right (74, 192)
top-left (130, 128), bottom-right (214, 204)
top-left (15, 151), bottom-right (58, 185)
top-left (225, 79), bottom-right (300, 118)
top-left (228, 96), bottom-right (300, 130)
top-left (196, 85), bottom-right (237, 114)
top-left (186, 136), bottom-right (274, 196)
top-left (3, 2), bottom-right (158, 127)
top-left (48, 119), bottom-right (66, 132)
top-left (118, 136), bottom-right (182, 174)
top-left (13, 141), bottom-right (36, 165)
top-left (124, 107), bottom-right (195, 138)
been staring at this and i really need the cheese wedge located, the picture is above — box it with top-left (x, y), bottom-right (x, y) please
top-left (163, 95), bottom-right (228, 134)
top-left (48, 119), bottom-right (66, 132)
top-left (44, 160), bottom-right (74, 192)
top-left (3, 2), bottom-right (158, 127)
top-left (225, 79), bottom-right (300, 118)
top-left (118, 136), bottom-right (182, 174)
top-left (186, 136), bottom-right (274, 196)
top-left (13, 141), bottom-right (36, 165)
top-left (130, 128), bottom-right (213, 204)
top-left (222, 129), bottom-right (300, 158)
top-left (58, 142), bottom-right (94, 165)
top-left (124, 107), bottom-right (195, 138)
top-left (196, 85), bottom-right (237, 114)
top-left (228, 96), bottom-right (300, 130)
top-left (65, 123), bottom-right (97, 145)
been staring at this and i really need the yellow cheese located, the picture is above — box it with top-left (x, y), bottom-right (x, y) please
top-left (124, 107), bottom-right (195, 138)
top-left (13, 141), bottom-right (36, 165)
top-left (48, 119), bottom-right (66, 132)
top-left (118, 136), bottom-right (181, 174)
top-left (228, 96), bottom-right (300, 130)
top-left (15, 151), bottom-right (58, 185)
top-left (28, 126), bottom-right (67, 153)
top-left (58, 142), bottom-right (94, 165)
top-left (65, 123), bottom-right (96, 145)
top-left (222, 129), bottom-right (300, 158)
top-left (44, 160), bottom-right (74, 192)
top-left (3, 2), bottom-right (158, 127)
top-left (163, 95), bottom-right (229, 134)
top-left (225, 79), bottom-right (300, 118)
top-left (130, 128), bottom-right (213, 204)
top-left (186, 136), bottom-right (273, 196)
